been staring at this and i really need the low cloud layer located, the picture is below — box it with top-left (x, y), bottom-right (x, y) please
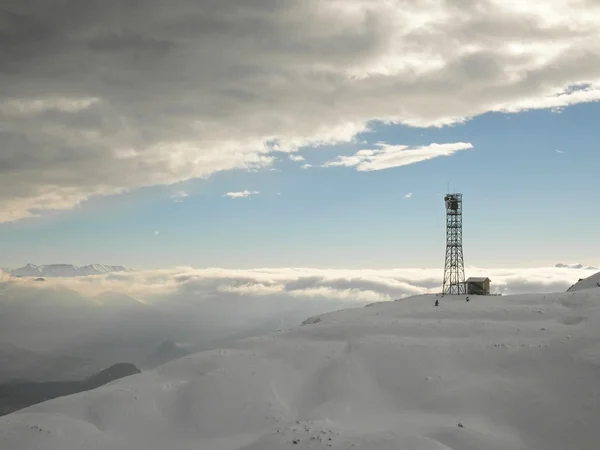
top-left (0, 265), bottom-right (594, 378)
top-left (2, 265), bottom-right (592, 304)
top-left (1, 0), bottom-right (600, 221)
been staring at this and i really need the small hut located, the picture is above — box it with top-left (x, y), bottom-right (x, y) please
top-left (466, 277), bottom-right (491, 295)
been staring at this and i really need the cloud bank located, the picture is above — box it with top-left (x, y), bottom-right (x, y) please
top-left (3, 265), bottom-right (592, 303)
top-left (0, 264), bottom-right (594, 378)
top-left (1, 0), bottom-right (600, 221)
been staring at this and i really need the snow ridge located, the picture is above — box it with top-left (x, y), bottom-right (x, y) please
top-left (567, 271), bottom-right (600, 292)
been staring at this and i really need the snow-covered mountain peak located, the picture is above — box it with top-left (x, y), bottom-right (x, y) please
top-left (9, 264), bottom-right (132, 278)
top-left (567, 270), bottom-right (600, 292)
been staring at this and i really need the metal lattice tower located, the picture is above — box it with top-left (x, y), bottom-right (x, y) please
top-left (442, 193), bottom-right (466, 295)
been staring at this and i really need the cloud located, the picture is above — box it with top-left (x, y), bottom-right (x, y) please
top-left (170, 190), bottom-right (189, 202)
top-left (4, 265), bottom-right (593, 303)
top-left (556, 263), bottom-right (598, 270)
top-left (404, 193), bottom-right (413, 199)
top-left (224, 190), bottom-right (260, 199)
top-left (154, 231), bottom-right (160, 235)
top-left (1, 0), bottom-right (600, 221)
top-left (0, 264), bottom-right (593, 368)
top-left (289, 154), bottom-right (305, 162)
top-left (555, 150), bottom-right (565, 154)
top-left (323, 142), bottom-right (473, 171)
top-left (301, 164), bottom-right (313, 169)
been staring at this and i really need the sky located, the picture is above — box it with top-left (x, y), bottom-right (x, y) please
top-left (1, 0), bottom-right (599, 271)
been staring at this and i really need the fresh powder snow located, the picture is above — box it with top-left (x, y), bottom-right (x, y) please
top-left (0, 290), bottom-right (599, 450)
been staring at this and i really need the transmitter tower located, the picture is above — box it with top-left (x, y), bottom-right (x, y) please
top-left (442, 193), bottom-right (466, 295)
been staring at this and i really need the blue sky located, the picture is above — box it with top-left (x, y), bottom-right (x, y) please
top-left (2, 0), bottom-right (600, 271)
top-left (2, 102), bottom-right (598, 270)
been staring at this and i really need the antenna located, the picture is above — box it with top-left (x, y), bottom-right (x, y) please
top-left (442, 193), bottom-right (466, 295)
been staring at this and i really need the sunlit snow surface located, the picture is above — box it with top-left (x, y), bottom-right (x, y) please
top-left (568, 271), bottom-right (600, 292)
top-left (1, 291), bottom-right (599, 450)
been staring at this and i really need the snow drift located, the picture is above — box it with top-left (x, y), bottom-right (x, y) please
top-left (1, 290), bottom-right (599, 450)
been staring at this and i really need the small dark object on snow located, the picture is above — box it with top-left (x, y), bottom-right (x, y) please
top-left (466, 297), bottom-right (470, 302)
top-left (458, 423), bottom-right (464, 428)
top-left (293, 439), bottom-right (300, 444)
top-left (435, 300), bottom-right (439, 307)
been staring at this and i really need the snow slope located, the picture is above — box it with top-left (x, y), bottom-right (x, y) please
top-left (1, 291), bottom-right (600, 450)
top-left (567, 271), bottom-right (600, 292)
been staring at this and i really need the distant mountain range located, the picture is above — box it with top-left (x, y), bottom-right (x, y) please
top-left (6, 264), bottom-right (132, 278)
top-left (555, 263), bottom-right (599, 270)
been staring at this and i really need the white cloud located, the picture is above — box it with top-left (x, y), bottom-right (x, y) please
top-left (5, 265), bottom-right (593, 302)
top-left (555, 150), bottom-right (565, 154)
top-left (154, 231), bottom-right (160, 235)
top-left (0, 264), bottom-right (593, 360)
top-left (404, 193), bottom-right (413, 199)
top-left (301, 164), bottom-right (313, 169)
top-left (289, 154), bottom-right (305, 162)
top-left (170, 190), bottom-right (189, 202)
top-left (324, 142), bottom-right (473, 171)
top-left (2, 0), bottom-right (600, 221)
top-left (224, 190), bottom-right (260, 199)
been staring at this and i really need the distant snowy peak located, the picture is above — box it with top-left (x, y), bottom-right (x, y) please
top-left (567, 271), bottom-right (600, 292)
top-left (556, 263), bottom-right (599, 270)
top-left (78, 264), bottom-right (131, 276)
top-left (9, 264), bottom-right (132, 278)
